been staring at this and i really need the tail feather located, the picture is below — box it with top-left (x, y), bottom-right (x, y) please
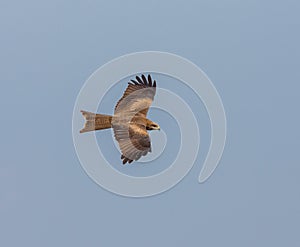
top-left (80, 110), bottom-right (112, 133)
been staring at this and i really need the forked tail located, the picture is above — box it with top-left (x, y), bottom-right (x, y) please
top-left (80, 110), bottom-right (112, 133)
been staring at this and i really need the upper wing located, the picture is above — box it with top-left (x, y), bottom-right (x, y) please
top-left (114, 74), bottom-right (156, 117)
top-left (113, 122), bottom-right (151, 164)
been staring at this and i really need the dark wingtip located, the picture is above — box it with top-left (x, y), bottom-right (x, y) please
top-left (132, 74), bottom-right (156, 87)
top-left (122, 158), bottom-right (128, 164)
top-left (141, 74), bottom-right (147, 85)
top-left (136, 76), bottom-right (143, 84)
top-left (148, 74), bottom-right (152, 86)
top-left (130, 79), bottom-right (139, 85)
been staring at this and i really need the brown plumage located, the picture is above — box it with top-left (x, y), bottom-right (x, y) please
top-left (80, 74), bottom-right (160, 164)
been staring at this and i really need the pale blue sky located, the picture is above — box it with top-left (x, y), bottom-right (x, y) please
top-left (1, 0), bottom-right (300, 246)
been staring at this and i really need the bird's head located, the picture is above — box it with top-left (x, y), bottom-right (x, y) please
top-left (146, 121), bottom-right (160, 131)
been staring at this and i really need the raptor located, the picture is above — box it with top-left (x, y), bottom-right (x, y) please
top-left (80, 74), bottom-right (160, 164)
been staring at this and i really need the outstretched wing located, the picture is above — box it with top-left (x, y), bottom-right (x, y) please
top-left (114, 74), bottom-right (156, 117)
top-left (113, 122), bottom-right (151, 164)
top-left (112, 74), bottom-right (156, 164)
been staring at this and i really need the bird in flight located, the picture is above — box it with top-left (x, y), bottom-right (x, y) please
top-left (80, 74), bottom-right (160, 164)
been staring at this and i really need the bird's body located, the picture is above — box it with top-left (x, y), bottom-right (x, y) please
top-left (80, 74), bottom-right (160, 164)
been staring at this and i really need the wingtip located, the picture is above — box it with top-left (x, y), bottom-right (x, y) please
top-left (141, 74), bottom-right (147, 85)
top-left (121, 154), bottom-right (134, 165)
top-left (131, 74), bottom-right (156, 87)
top-left (136, 75), bottom-right (143, 84)
top-left (147, 74), bottom-right (152, 86)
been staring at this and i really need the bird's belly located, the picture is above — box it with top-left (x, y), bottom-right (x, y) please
top-left (111, 114), bottom-right (146, 126)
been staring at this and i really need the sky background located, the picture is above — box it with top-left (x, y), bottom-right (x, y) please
top-left (1, 0), bottom-right (300, 246)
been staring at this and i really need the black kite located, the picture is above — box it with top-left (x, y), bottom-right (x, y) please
top-left (80, 74), bottom-right (160, 164)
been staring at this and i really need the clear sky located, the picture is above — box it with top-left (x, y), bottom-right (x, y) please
top-left (1, 0), bottom-right (300, 246)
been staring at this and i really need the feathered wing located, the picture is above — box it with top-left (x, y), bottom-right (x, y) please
top-left (113, 123), bottom-right (151, 164)
top-left (112, 74), bottom-right (156, 164)
top-left (114, 74), bottom-right (156, 117)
